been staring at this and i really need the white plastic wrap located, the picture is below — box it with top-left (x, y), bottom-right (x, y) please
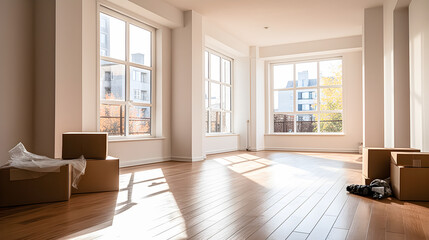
top-left (2, 143), bottom-right (86, 189)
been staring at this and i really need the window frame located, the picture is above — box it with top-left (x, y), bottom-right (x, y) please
top-left (97, 6), bottom-right (156, 139)
top-left (268, 57), bottom-right (344, 135)
top-left (205, 48), bottom-right (234, 135)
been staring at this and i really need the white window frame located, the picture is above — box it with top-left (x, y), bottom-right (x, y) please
top-left (97, 6), bottom-right (156, 138)
top-left (268, 57), bottom-right (344, 135)
top-left (205, 48), bottom-right (234, 135)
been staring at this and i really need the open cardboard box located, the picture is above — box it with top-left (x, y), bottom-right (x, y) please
top-left (0, 165), bottom-right (71, 207)
top-left (390, 152), bottom-right (429, 201)
top-left (363, 147), bottom-right (420, 180)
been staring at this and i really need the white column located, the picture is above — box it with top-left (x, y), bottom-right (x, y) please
top-left (363, 7), bottom-right (384, 147)
top-left (171, 10), bottom-right (204, 161)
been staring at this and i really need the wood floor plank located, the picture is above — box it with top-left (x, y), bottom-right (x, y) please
top-left (287, 232), bottom-right (309, 240)
top-left (332, 195), bottom-right (360, 230)
top-left (401, 206), bottom-right (426, 240)
top-left (266, 176), bottom-right (343, 239)
top-left (327, 227), bottom-right (348, 240)
top-left (306, 215), bottom-right (337, 240)
top-left (346, 197), bottom-right (373, 240)
top-left (365, 200), bottom-right (387, 240)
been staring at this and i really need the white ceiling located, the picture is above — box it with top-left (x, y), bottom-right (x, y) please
top-left (162, 0), bottom-right (385, 46)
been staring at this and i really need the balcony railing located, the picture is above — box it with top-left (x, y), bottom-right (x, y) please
top-left (274, 120), bottom-right (342, 133)
top-left (100, 115), bottom-right (150, 136)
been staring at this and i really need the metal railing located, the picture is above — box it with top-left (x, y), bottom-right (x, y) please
top-left (274, 120), bottom-right (342, 133)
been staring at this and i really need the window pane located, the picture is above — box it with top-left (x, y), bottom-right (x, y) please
top-left (100, 104), bottom-right (125, 136)
top-left (210, 82), bottom-right (221, 109)
top-left (296, 89), bottom-right (317, 112)
top-left (100, 13), bottom-right (125, 60)
top-left (100, 60), bottom-right (125, 100)
top-left (320, 88), bottom-right (342, 111)
top-left (205, 81), bottom-right (209, 109)
top-left (274, 114), bottom-right (295, 133)
top-left (210, 111), bottom-right (221, 132)
top-left (274, 90), bottom-right (293, 112)
top-left (223, 59), bottom-right (231, 84)
top-left (129, 24), bottom-right (151, 67)
top-left (320, 60), bottom-right (342, 86)
top-left (210, 54), bottom-right (220, 81)
top-left (273, 64), bottom-right (293, 89)
top-left (129, 106), bottom-right (151, 135)
top-left (222, 112), bottom-right (231, 133)
top-left (223, 86), bottom-right (231, 111)
top-left (130, 67), bottom-right (151, 104)
top-left (296, 62), bottom-right (317, 87)
top-left (319, 113), bottom-right (342, 132)
top-left (205, 111), bottom-right (209, 133)
top-left (296, 114), bottom-right (317, 133)
top-left (205, 51), bottom-right (209, 79)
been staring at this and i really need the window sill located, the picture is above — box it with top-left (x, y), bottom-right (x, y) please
top-left (265, 133), bottom-right (345, 136)
top-left (109, 136), bottom-right (166, 143)
top-left (205, 133), bottom-right (239, 137)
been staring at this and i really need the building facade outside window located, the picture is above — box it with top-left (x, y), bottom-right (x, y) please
top-left (98, 8), bottom-right (155, 137)
top-left (204, 49), bottom-right (233, 134)
top-left (270, 58), bottom-right (343, 134)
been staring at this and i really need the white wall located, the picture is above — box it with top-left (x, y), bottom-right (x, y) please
top-left (51, 0), bottom-right (174, 166)
top-left (0, 0), bottom-right (34, 165)
top-left (384, 1), bottom-right (395, 148)
top-left (34, 0), bottom-right (56, 157)
top-left (55, 0), bottom-right (83, 158)
top-left (171, 11), bottom-right (204, 161)
top-left (409, 0), bottom-right (429, 151)
top-left (264, 51), bottom-right (363, 152)
top-left (202, 19), bottom-right (250, 155)
top-left (393, 7), bottom-right (410, 147)
top-left (363, 7), bottom-right (384, 148)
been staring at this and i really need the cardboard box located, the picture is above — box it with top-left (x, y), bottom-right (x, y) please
top-left (390, 153), bottom-right (429, 201)
top-left (62, 132), bottom-right (108, 160)
top-left (363, 147), bottom-right (420, 179)
top-left (72, 157), bottom-right (119, 194)
top-left (362, 175), bottom-right (373, 185)
top-left (391, 152), bottom-right (429, 167)
top-left (0, 165), bottom-right (71, 207)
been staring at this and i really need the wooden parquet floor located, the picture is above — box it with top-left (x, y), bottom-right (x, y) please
top-left (1, 151), bottom-right (429, 239)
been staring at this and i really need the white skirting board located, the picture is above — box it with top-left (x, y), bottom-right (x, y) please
top-left (264, 147), bottom-right (359, 153)
top-left (119, 156), bottom-right (170, 168)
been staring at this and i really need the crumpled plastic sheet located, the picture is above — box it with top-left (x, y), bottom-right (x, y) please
top-left (2, 142), bottom-right (86, 189)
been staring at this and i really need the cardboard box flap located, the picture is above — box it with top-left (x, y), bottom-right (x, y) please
top-left (391, 152), bottom-right (429, 167)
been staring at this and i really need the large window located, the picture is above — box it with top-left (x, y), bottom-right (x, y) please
top-left (98, 8), bottom-right (155, 137)
top-left (270, 58), bottom-right (343, 134)
top-left (204, 50), bottom-right (233, 134)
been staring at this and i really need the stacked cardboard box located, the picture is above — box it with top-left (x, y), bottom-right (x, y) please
top-left (362, 147), bottom-right (420, 184)
top-left (390, 152), bottom-right (429, 201)
top-left (62, 132), bottom-right (119, 194)
top-left (0, 132), bottom-right (119, 207)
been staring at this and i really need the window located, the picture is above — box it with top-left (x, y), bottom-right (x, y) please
top-left (204, 50), bottom-right (233, 134)
top-left (271, 58), bottom-right (343, 133)
top-left (99, 8), bottom-right (155, 137)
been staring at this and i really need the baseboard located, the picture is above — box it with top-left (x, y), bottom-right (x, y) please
top-left (264, 147), bottom-right (359, 153)
top-left (170, 156), bottom-right (205, 162)
top-left (119, 156), bottom-right (170, 168)
top-left (248, 147), bottom-right (265, 152)
top-left (205, 148), bottom-right (238, 155)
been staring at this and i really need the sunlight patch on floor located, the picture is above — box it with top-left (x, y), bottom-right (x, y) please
top-left (69, 168), bottom-right (188, 239)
